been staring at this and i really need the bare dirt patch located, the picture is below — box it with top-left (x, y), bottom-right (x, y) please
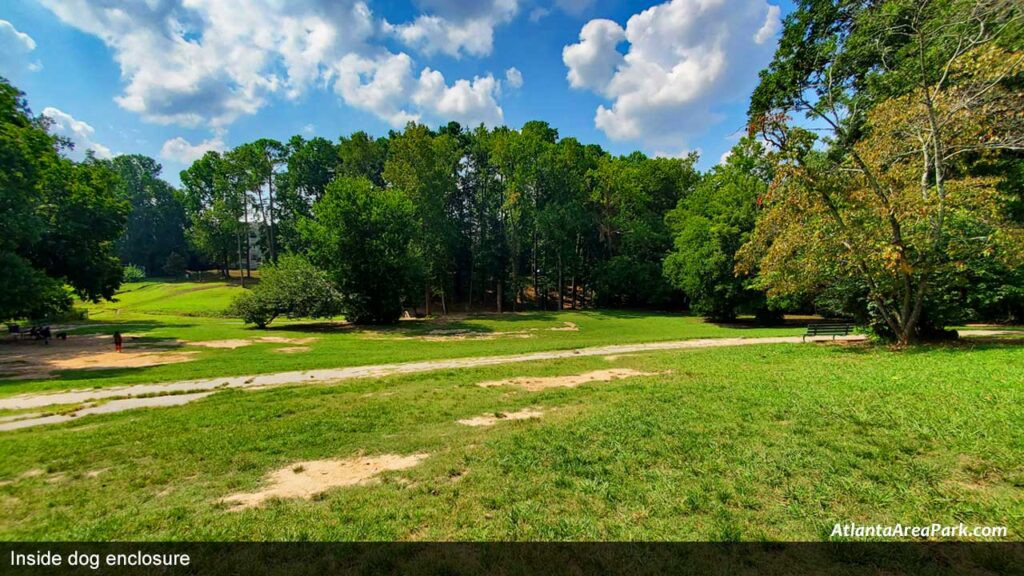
top-left (221, 453), bottom-right (428, 510)
top-left (190, 339), bottom-right (252, 349)
top-left (257, 337), bottom-right (316, 345)
top-left (478, 368), bottom-right (658, 391)
top-left (191, 336), bottom-right (316, 349)
top-left (457, 408), bottom-right (543, 427)
top-left (54, 351), bottom-right (196, 371)
top-left (0, 335), bottom-right (192, 380)
top-left (550, 322), bottom-right (579, 331)
top-left (274, 346), bottom-right (311, 354)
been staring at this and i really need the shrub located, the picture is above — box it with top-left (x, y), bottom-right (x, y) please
top-left (162, 252), bottom-right (188, 278)
top-left (227, 254), bottom-right (342, 328)
top-left (122, 264), bottom-right (147, 283)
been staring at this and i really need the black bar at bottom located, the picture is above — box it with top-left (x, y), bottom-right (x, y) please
top-left (2, 543), bottom-right (1022, 576)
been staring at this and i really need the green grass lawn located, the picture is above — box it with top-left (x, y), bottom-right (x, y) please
top-left (0, 341), bottom-right (1021, 540)
top-left (0, 281), bottom-right (805, 396)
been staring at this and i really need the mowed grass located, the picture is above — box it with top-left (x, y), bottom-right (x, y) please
top-left (0, 281), bottom-right (805, 396)
top-left (0, 342), bottom-right (1021, 540)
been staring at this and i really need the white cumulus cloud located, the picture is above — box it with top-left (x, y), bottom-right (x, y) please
top-left (42, 107), bottom-right (113, 160)
top-left (0, 19), bottom-right (42, 74)
top-left (563, 0), bottom-right (781, 151)
top-left (414, 68), bottom-right (504, 127)
top-left (39, 0), bottom-right (378, 127)
top-left (38, 0), bottom-right (517, 130)
top-left (562, 19), bottom-right (625, 94)
top-left (384, 0), bottom-right (518, 58)
top-left (504, 67), bottom-right (523, 89)
top-left (334, 51), bottom-right (420, 127)
top-left (160, 135), bottom-right (226, 164)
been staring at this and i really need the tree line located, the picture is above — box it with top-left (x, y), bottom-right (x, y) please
top-left (1, 0), bottom-right (1021, 344)
top-left (179, 122), bottom-right (697, 321)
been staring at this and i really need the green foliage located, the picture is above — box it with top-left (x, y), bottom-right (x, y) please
top-left (664, 139), bottom-right (774, 321)
top-left (304, 177), bottom-right (418, 324)
top-left (0, 77), bottom-right (127, 321)
top-left (162, 252), bottom-right (188, 278)
top-left (113, 155), bottom-right (188, 273)
top-left (744, 0), bottom-right (1024, 343)
top-left (180, 151), bottom-right (244, 275)
top-left (589, 153), bottom-right (698, 306)
top-left (228, 254), bottom-right (342, 328)
top-left (122, 264), bottom-right (146, 283)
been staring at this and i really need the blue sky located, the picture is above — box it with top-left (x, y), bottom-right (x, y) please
top-left (0, 0), bottom-right (792, 185)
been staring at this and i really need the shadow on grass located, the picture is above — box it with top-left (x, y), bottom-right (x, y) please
top-left (264, 318), bottom-right (504, 336)
top-left (823, 337), bottom-right (1024, 357)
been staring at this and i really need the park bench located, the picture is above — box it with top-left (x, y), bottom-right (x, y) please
top-left (803, 323), bottom-right (854, 342)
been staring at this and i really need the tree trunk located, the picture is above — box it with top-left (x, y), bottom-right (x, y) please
top-left (236, 231), bottom-right (244, 288)
top-left (532, 232), bottom-right (539, 310)
top-left (424, 283), bottom-right (432, 316)
top-left (496, 278), bottom-right (503, 314)
top-left (558, 254), bottom-right (564, 310)
top-left (267, 177), bottom-right (276, 263)
top-left (243, 195), bottom-right (252, 278)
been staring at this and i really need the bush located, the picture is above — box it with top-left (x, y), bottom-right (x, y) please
top-left (122, 264), bottom-right (146, 283)
top-left (162, 252), bottom-right (188, 278)
top-left (227, 254), bottom-right (342, 328)
top-left (227, 291), bottom-right (276, 328)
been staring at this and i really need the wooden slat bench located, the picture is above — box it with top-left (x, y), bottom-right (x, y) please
top-left (803, 323), bottom-right (854, 342)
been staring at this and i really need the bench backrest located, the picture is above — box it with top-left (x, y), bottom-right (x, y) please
top-left (806, 323), bottom-right (852, 335)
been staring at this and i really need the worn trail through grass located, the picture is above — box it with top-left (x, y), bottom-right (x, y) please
top-left (0, 335), bottom-right (867, 419)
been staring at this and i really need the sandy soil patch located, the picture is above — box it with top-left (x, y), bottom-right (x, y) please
top-left (191, 336), bottom-right (316, 349)
top-left (257, 337), bottom-right (316, 345)
top-left (478, 368), bottom-right (658, 391)
top-left (52, 351), bottom-right (196, 371)
top-left (457, 408), bottom-right (543, 427)
top-left (274, 346), bottom-right (311, 354)
top-left (221, 453), bottom-right (428, 510)
top-left (190, 339), bottom-right (252, 349)
top-left (550, 322), bottom-right (579, 331)
top-left (0, 334), bottom-right (191, 380)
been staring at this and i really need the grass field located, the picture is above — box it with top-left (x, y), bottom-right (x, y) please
top-left (0, 281), bottom-right (1021, 541)
top-left (1, 341), bottom-right (1021, 540)
top-left (0, 281), bottom-right (804, 396)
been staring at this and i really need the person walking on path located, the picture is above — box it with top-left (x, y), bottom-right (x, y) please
top-left (113, 331), bottom-right (123, 353)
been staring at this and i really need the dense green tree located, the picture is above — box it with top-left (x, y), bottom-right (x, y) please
top-left (0, 77), bottom-right (127, 320)
top-left (278, 136), bottom-right (338, 252)
top-left (744, 0), bottom-right (1024, 343)
top-left (589, 153), bottom-right (698, 307)
top-left (338, 131), bottom-right (388, 186)
top-left (664, 139), bottom-right (775, 321)
top-left (180, 151), bottom-right (245, 278)
top-left (304, 177), bottom-right (417, 324)
top-left (229, 139), bottom-right (286, 264)
top-left (112, 155), bottom-right (188, 275)
top-left (384, 123), bottom-right (461, 314)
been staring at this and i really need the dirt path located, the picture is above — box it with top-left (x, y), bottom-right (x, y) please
top-left (3, 329), bottom-right (1018, 430)
top-left (0, 334), bottom-right (864, 415)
